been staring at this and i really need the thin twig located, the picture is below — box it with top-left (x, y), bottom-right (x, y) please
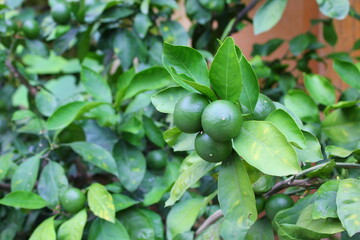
top-left (0, 183), bottom-right (11, 191)
top-left (195, 210), bottom-right (224, 236)
top-left (229, 0), bottom-right (261, 35)
top-left (6, 59), bottom-right (38, 96)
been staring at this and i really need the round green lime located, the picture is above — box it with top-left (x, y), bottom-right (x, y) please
top-left (147, 150), bottom-right (167, 170)
top-left (22, 19), bottom-right (40, 39)
top-left (195, 132), bottom-right (232, 162)
top-left (60, 188), bottom-right (86, 213)
top-left (51, 2), bottom-right (71, 24)
top-left (253, 94), bottom-right (276, 120)
top-left (173, 93), bottom-right (209, 133)
top-left (265, 193), bottom-right (294, 219)
top-left (201, 100), bottom-right (242, 142)
top-left (256, 196), bottom-right (266, 213)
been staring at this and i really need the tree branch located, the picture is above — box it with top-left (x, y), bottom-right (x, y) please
top-left (6, 59), bottom-right (38, 96)
top-left (229, 0), bottom-right (261, 36)
top-left (195, 209), bottom-right (224, 236)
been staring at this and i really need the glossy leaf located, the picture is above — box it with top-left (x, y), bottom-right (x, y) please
top-left (113, 141), bottom-right (146, 192)
top-left (58, 209), bottom-right (87, 240)
top-left (29, 217), bottom-right (56, 240)
top-left (151, 86), bottom-right (189, 114)
top-left (88, 183), bottom-right (115, 223)
top-left (322, 106), bottom-right (360, 143)
top-left (166, 198), bottom-right (204, 239)
top-left (11, 153), bottom-right (42, 192)
top-left (140, 209), bottom-right (164, 240)
top-left (159, 21), bottom-right (189, 46)
top-left (218, 153), bottom-right (257, 231)
top-left (253, 0), bottom-right (288, 35)
top-left (143, 116), bottom-right (165, 148)
top-left (47, 101), bottom-right (104, 130)
top-left (316, 0), bottom-right (350, 19)
top-left (284, 90), bottom-right (320, 123)
top-left (0, 191), bottom-right (47, 209)
top-left (209, 37), bottom-right (242, 102)
top-left (265, 109), bottom-right (307, 149)
top-left (164, 127), bottom-right (196, 152)
top-left (239, 54), bottom-right (259, 114)
top-left (306, 160), bottom-right (336, 178)
top-left (326, 145), bottom-right (359, 158)
top-left (37, 161), bottom-right (68, 208)
top-left (233, 121), bottom-right (301, 176)
top-left (166, 153), bottom-right (216, 206)
top-left (289, 34), bottom-right (310, 56)
top-left (304, 74), bottom-right (336, 106)
top-left (333, 60), bottom-right (360, 89)
top-left (89, 219), bottom-right (130, 240)
top-left (134, 13), bottom-right (152, 38)
top-left (296, 204), bottom-right (344, 234)
top-left (245, 217), bottom-right (275, 240)
top-left (112, 194), bottom-right (139, 212)
top-left (123, 67), bottom-right (172, 100)
top-left (337, 178), bottom-right (360, 237)
top-left (323, 20), bottom-right (338, 46)
top-left (81, 66), bottom-right (112, 103)
top-left (0, 153), bottom-right (13, 181)
top-left (162, 42), bottom-right (210, 90)
top-left (69, 142), bottom-right (118, 177)
top-left (119, 208), bottom-right (156, 240)
top-left (35, 89), bottom-right (58, 117)
top-left (313, 180), bottom-right (339, 219)
top-left (295, 131), bottom-right (323, 163)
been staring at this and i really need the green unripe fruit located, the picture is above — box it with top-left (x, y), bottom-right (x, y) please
top-left (253, 94), bottom-right (276, 120)
top-left (22, 19), bottom-right (40, 39)
top-left (60, 188), bottom-right (86, 213)
top-left (255, 196), bottom-right (266, 213)
top-left (147, 150), bottom-right (167, 170)
top-left (265, 193), bottom-right (294, 219)
top-left (195, 132), bottom-right (232, 162)
top-left (201, 100), bottom-right (243, 142)
top-left (6, 19), bottom-right (18, 32)
top-left (173, 93), bottom-right (209, 133)
top-left (51, 2), bottom-right (71, 25)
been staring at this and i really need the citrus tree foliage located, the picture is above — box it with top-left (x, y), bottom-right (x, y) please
top-left (0, 0), bottom-right (359, 239)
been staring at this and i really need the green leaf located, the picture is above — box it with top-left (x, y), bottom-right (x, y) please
top-left (112, 194), bottom-right (139, 212)
top-left (322, 106), bottom-right (360, 144)
top-left (233, 121), bottom-right (301, 176)
top-left (113, 141), bottom-right (146, 192)
top-left (151, 87), bottom-right (189, 114)
top-left (89, 219), bottom-right (130, 240)
top-left (166, 198), bottom-right (204, 239)
top-left (239, 54), bottom-right (259, 114)
top-left (326, 145), bottom-right (359, 158)
top-left (313, 180), bottom-right (339, 219)
top-left (219, 153), bottom-right (257, 231)
top-left (0, 191), bottom-right (47, 209)
top-left (164, 127), bottom-right (196, 152)
top-left (88, 183), bottom-right (115, 223)
top-left (284, 89), bottom-right (320, 123)
top-left (160, 21), bottom-right (189, 46)
top-left (69, 142), bottom-right (118, 177)
top-left (197, 219), bottom-right (222, 240)
top-left (265, 109), bottom-right (307, 149)
top-left (245, 217), bottom-right (275, 240)
top-left (140, 209), bottom-right (164, 240)
top-left (115, 68), bottom-right (136, 108)
top-left (119, 208), bottom-right (156, 240)
top-left (47, 101), bottom-right (104, 130)
top-left (58, 209), bottom-right (87, 240)
top-left (337, 178), bottom-right (360, 237)
top-left (134, 13), bottom-right (152, 38)
top-left (143, 116), bottom-right (165, 148)
top-left (29, 217), bottom-right (56, 240)
top-left (316, 0), bottom-right (350, 19)
top-left (289, 34), bottom-right (310, 56)
top-left (253, 0), bottom-right (288, 35)
top-left (209, 37), bottom-right (242, 102)
top-left (81, 66), bottom-right (112, 103)
top-left (5, 0), bottom-right (23, 8)
top-left (199, 0), bottom-right (224, 11)
top-left (323, 20), bottom-right (338, 46)
top-left (304, 74), bottom-right (336, 106)
top-left (252, 39), bottom-right (284, 56)
top-left (306, 160), bottom-right (336, 178)
top-left (37, 161), bottom-right (68, 208)
top-left (333, 60), bottom-right (360, 89)
top-left (185, 0), bottom-right (211, 24)
top-left (296, 204), bottom-right (344, 234)
top-left (123, 67), bottom-right (171, 100)
top-left (35, 89), bottom-right (58, 117)
top-left (162, 42), bottom-right (210, 90)
top-left (11, 153), bottom-right (42, 192)
top-left (295, 131), bottom-right (323, 163)
top-left (166, 153), bottom-right (216, 206)
top-left (113, 30), bottom-right (135, 70)
top-left (0, 153), bottom-right (13, 181)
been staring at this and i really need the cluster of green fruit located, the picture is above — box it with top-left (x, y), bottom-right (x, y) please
top-left (6, 1), bottom-right (71, 40)
top-left (173, 93), bottom-right (243, 163)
